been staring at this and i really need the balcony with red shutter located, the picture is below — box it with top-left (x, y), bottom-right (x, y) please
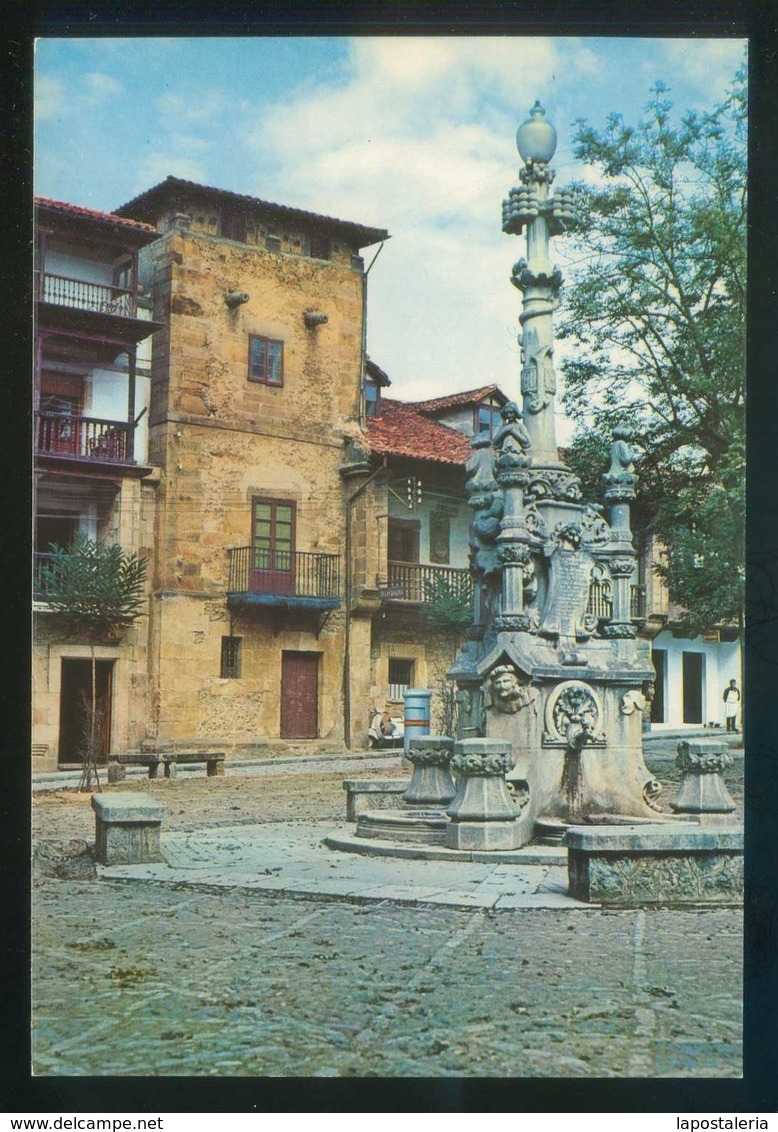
top-left (227, 547), bottom-right (341, 611)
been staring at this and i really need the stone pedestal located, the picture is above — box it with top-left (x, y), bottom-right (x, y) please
top-left (670, 741), bottom-right (737, 820)
top-left (343, 778), bottom-right (410, 821)
top-left (566, 825), bottom-right (743, 905)
top-left (404, 735), bottom-right (455, 807)
top-left (91, 793), bottom-right (165, 866)
top-left (446, 739), bottom-right (522, 850)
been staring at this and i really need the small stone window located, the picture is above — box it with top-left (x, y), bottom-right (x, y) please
top-left (365, 377), bottom-right (380, 418)
top-left (248, 335), bottom-right (284, 387)
top-left (388, 658), bottom-right (414, 701)
top-left (309, 233), bottom-right (331, 261)
top-left (475, 401), bottom-right (503, 439)
top-left (220, 636), bottom-right (242, 679)
top-left (222, 211), bottom-right (247, 242)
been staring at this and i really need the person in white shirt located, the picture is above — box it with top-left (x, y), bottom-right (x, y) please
top-left (723, 679), bottom-right (741, 732)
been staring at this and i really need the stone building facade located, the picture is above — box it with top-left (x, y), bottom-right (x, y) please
top-left (33, 198), bottom-right (160, 773)
top-left (34, 181), bottom-right (736, 769)
top-left (116, 177), bottom-right (388, 750)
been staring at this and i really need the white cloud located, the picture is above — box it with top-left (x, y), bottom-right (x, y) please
top-left (570, 47), bottom-right (603, 80)
top-left (157, 88), bottom-right (228, 124)
top-left (83, 72), bottom-right (124, 99)
top-left (35, 75), bottom-right (67, 121)
top-left (236, 36), bottom-right (576, 397)
top-left (134, 153), bottom-right (208, 192)
top-left (653, 38), bottom-right (745, 105)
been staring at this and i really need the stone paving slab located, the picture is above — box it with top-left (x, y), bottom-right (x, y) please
top-left (97, 820), bottom-right (594, 911)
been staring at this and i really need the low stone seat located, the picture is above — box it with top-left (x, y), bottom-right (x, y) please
top-left (91, 793), bottom-right (165, 866)
top-left (111, 752), bottom-right (163, 779)
top-left (343, 778), bottom-right (410, 821)
top-left (111, 751), bottom-right (225, 779)
top-left (160, 751), bottom-right (226, 778)
top-left (565, 824), bottom-right (743, 906)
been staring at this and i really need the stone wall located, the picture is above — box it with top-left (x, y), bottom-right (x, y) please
top-left (370, 610), bottom-right (465, 736)
top-left (32, 475), bottom-right (156, 771)
top-left (144, 225), bottom-right (367, 745)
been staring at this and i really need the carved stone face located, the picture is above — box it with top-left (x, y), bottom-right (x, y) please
top-left (489, 666), bottom-right (526, 713)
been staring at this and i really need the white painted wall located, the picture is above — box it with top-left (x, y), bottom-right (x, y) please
top-left (650, 629), bottom-right (741, 729)
top-left (45, 248), bottom-right (114, 286)
top-left (388, 490), bottom-right (470, 567)
top-left (434, 406), bottom-right (476, 436)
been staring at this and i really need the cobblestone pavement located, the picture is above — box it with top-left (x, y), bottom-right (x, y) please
top-left (31, 749), bottom-right (743, 1078)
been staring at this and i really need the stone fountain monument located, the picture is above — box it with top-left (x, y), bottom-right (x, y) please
top-left (449, 100), bottom-right (660, 843)
top-left (331, 102), bottom-right (742, 906)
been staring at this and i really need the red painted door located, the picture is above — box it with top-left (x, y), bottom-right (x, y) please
top-left (280, 652), bottom-right (319, 739)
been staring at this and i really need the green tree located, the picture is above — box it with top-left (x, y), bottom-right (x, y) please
top-left (559, 64), bottom-right (746, 641)
top-left (40, 538), bottom-right (147, 790)
top-left (421, 571), bottom-right (474, 630)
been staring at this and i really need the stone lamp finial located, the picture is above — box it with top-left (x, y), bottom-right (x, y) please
top-left (516, 100), bottom-right (557, 165)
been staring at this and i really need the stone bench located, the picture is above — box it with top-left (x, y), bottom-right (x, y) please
top-left (343, 778), bottom-right (410, 821)
top-left (92, 793), bottom-right (165, 866)
top-left (565, 824), bottom-right (743, 906)
top-left (110, 751), bottom-right (226, 780)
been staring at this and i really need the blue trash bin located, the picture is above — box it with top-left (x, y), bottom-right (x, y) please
top-left (403, 688), bottom-right (432, 752)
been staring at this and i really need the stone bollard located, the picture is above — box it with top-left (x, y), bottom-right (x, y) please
top-left (670, 741), bottom-right (737, 823)
top-left (403, 735), bottom-right (456, 807)
top-left (445, 739), bottom-right (520, 850)
top-left (107, 760), bottom-right (126, 784)
top-left (91, 793), bottom-right (165, 865)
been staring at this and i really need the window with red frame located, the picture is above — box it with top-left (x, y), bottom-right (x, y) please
top-left (248, 335), bottom-right (284, 387)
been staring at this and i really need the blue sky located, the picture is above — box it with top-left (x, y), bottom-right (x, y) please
top-left (35, 36), bottom-right (746, 416)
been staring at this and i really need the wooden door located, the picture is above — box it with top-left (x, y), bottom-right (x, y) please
top-left (280, 652), bottom-right (319, 739)
top-left (682, 651), bottom-right (704, 724)
top-left (58, 659), bottom-right (114, 765)
top-left (650, 649), bottom-right (666, 723)
top-left (251, 498), bottom-right (296, 595)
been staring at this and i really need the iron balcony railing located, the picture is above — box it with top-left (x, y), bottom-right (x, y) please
top-left (34, 552), bottom-right (62, 600)
top-left (41, 273), bottom-right (136, 318)
top-left (383, 561), bottom-right (473, 605)
top-left (227, 547), bottom-right (340, 600)
top-left (36, 412), bottom-right (132, 463)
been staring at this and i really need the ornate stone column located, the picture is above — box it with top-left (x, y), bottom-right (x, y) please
top-left (502, 101), bottom-right (576, 469)
top-left (602, 429), bottom-right (639, 638)
top-left (445, 739), bottom-right (521, 850)
top-left (403, 735), bottom-right (456, 807)
top-left (670, 741), bottom-right (737, 823)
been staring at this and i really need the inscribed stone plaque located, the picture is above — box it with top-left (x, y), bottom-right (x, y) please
top-left (429, 511), bottom-right (451, 565)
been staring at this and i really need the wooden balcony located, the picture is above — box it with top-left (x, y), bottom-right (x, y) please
top-left (381, 562), bottom-right (473, 606)
top-left (227, 547), bottom-right (340, 609)
top-left (36, 412), bottom-right (134, 466)
top-left (41, 273), bottom-right (136, 318)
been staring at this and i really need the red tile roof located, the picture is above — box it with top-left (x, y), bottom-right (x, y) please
top-left (411, 384), bottom-right (508, 414)
top-left (35, 196), bottom-right (158, 236)
top-left (115, 176), bottom-right (388, 248)
top-left (367, 399), bottom-right (471, 467)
